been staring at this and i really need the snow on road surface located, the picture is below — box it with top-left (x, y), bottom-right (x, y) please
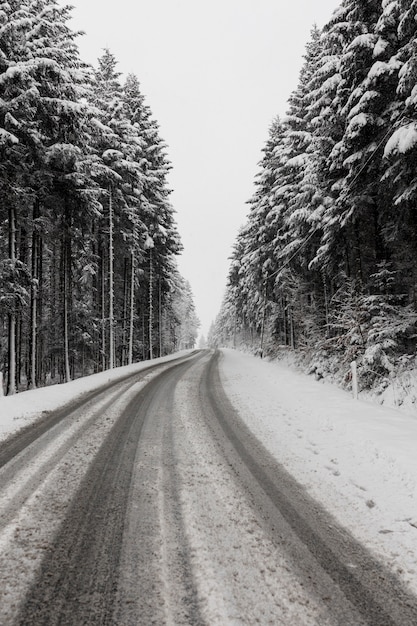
top-left (219, 348), bottom-right (417, 596)
top-left (1, 347), bottom-right (417, 624)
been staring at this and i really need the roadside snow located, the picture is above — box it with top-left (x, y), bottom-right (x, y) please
top-left (219, 349), bottom-right (417, 595)
top-left (0, 351), bottom-right (192, 442)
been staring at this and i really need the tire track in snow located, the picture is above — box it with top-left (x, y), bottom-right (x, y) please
top-left (114, 356), bottom-right (205, 626)
top-left (0, 359), bottom-right (176, 470)
top-left (202, 350), bottom-right (417, 626)
top-left (3, 348), bottom-right (415, 625)
top-left (15, 354), bottom-right (204, 626)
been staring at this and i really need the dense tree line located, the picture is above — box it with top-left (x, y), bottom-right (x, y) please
top-left (0, 0), bottom-right (199, 394)
top-left (210, 0), bottom-right (417, 391)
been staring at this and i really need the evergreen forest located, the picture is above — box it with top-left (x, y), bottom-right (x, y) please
top-left (210, 0), bottom-right (417, 393)
top-left (0, 0), bottom-right (199, 395)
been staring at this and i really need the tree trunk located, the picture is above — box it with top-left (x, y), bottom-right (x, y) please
top-left (50, 241), bottom-right (59, 381)
top-left (7, 206), bottom-right (17, 396)
top-left (323, 273), bottom-right (330, 338)
top-left (259, 282), bottom-right (267, 358)
top-left (17, 223), bottom-right (28, 387)
top-left (91, 222), bottom-right (100, 373)
top-left (282, 296), bottom-right (287, 345)
top-left (7, 312), bottom-right (16, 395)
top-left (29, 199), bottom-right (40, 389)
top-left (62, 200), bottom-right (71, 384)
top-left (149, 249), bottom-right (153, 360)
top-left (108, 189), bottom-right (115, 369)
top-left (289, 306), bottom-right (295, 350)
top-left (37, 234), bottom-right (44, 384)
top-left (128, 251), bottom-right (135, 365)
top-left (16, 314), bottom-right (22, 387)
top-left (354, 219), bottom-right (363, 284)
top-left (63, 237), bottom-right (71, 383)
top-left (100, 239), bottom-right (106, 372)
top-left (142, 311), bottom-right (146, 361)
top-left (121, 257), bottom-right (129, 366)
top-left (158, 280), bottom-right (162, 357)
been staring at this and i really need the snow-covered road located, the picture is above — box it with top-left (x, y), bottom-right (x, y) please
top-left (0, 349), bottom-right (417, 624)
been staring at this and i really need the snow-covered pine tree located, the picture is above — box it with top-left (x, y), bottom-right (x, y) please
top-left (313, 0), bottom-right (417, 375)
top-left (27, 0), bottom-right (100, 385)
top-left (90, 50), bottom-right (146, 368)
top-left (122, 72), bottom-right (182, 359)
top-left (267, 26), bottom-right (327, 349)
top-left (0, 0), bottom-right (34, 393)
top-left (0, 6), bottom-right (188, 391)
top-left (381, 0), bottom-right (417, 308)
top-left (0, 0), bottom-right (95, 390)
top-left (216, 0), bottom-right (417, 385)
top-left (170, 275), bottom-right (200, 351)
top-left (309, 0), bottom-right (381, 278)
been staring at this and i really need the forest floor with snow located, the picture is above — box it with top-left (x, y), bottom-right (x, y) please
top-left (1, 347), bottom-right (417, 601)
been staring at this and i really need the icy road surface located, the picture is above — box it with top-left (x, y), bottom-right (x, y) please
top-left (0, 350), bottom-right (417, 624)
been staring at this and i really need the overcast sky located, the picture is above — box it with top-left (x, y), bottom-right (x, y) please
top-left (60, 0), bottom-right (339, 336)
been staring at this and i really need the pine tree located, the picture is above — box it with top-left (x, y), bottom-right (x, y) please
top-left (0, 7), bottom-right (190, 392)
top-left (0, 0), bottom-right (93, 389)
top-left (215, 0), bottom-right (417, 387)
top-left (121, 72), bottom-right (182, 359)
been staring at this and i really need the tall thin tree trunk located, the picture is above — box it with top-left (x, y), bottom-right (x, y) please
top-left (142, 311), bottom-right (146, 361)
top-left (63, 238), bottom-right (71, 383)
top-left (100, 240), bottom-right (106, 372)
top-left (51, 242), bottom-right (58, 381)
top-left (128, 251), bottom-right (135, 365)
top-left (29, 199), bottom-right (40, 389)
top-left (109, 189), bottom-right (114, 369)
top-left (17, 224), bottom-right (28, 387)
top-left (7, 206), bottom-right (17, 395)
top-left (37, 235), bottom-right (44, 384)
top-left (289, 307), bottom-right (295, 350)
top-left (354, 220), bottom-right (363, 283)
top-left (29, 280), bottom-right (37, 388)
top-left (121, 257), bottom-right (128, 366)
top-left (62, 199), bottom-right (71, 384)
top-left (158, 280), bottom-right (162, 357)
top-left (323, 273), bottom-right (330, 338)
top-left (92, 222), bottom-right (99, 373)
top-left (282, 297), bottom-right (287, 345)
top-left (149, 248), bottom-right (153, 360)
top-left (16, 314), bottom-right (22, 387)
top-left (259, 282), bottom-right (267, 358)
top-left (7, 312), bottom-right (16, 395)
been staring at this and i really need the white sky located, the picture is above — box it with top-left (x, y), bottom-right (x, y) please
top-left (60, 0), bottom-right (339, 336)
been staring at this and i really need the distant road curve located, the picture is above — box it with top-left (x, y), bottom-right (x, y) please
top-left (0, 350), bottom-right (416, 625)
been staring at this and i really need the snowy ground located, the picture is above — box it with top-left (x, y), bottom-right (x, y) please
top-left (1, 347), bottom-right (417, 603)
top-left (219, 348), bottom-right (417, 597)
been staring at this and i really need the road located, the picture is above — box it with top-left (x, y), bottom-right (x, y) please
top-left (0, 350), bottom-right (417, 625)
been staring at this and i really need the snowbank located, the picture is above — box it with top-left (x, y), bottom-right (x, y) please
top-left (0, 351), bottom-right (192, 442)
